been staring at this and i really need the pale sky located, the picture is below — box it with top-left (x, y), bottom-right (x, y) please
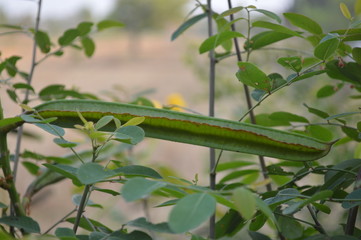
top-left (0, 0), bottom-right (293, 21)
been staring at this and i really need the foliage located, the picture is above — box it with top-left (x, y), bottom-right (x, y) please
top-left (0, 0), bottom-right (361, 240)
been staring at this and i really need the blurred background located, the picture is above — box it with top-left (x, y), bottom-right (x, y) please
top-left (0, 0), bottom-right (356, 238)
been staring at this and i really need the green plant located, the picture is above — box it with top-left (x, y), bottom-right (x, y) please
top-left (1, 0), bottom-right (361, 240)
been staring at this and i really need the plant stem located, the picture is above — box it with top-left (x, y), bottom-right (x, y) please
top-left (13, 0), bottom-right (43, 184)
top-left (0, 103), bottom-right (26, 226)
top-left (345, 167), bottom-right (361, 235)
top-left (227, 0), bottom-right (271, 192)
top-left (43, 208), bottom-right (77, 235)
top-left (307, 205), bottom-right (327, 235)
top-left (73, 184), bottom-right (91, 234)
top-left (206, 0), bottom-right (216, 239)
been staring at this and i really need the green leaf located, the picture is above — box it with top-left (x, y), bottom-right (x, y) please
top-left (171, 13), bottom-right (207, 41)
top-left (168, 193), bottom-right (216, 233)
top-left (342, 188), bottom-right (361, 209)
top-left (352, 47), bottom-right (361, 64)
top-left (307, 125), bottom-right (333, 142)
top-left (6, 89), bottom-right (18, 103)
top-left (76, 22), bottom-right (93, 36)
top-left (35, 30), bottom-right (51, 53)
top-left (39, 84), bottom-right (66, 101)
top-left (95, 115), bottom-right (114, 130)
top-left (340, 3), bottom-right (352, 20)
top-left (55, 228), bottom-right (77, 240)
top-left (93, 187), bottom-right (120, 196)
top-left (199, 31), bottom-right (244, 54)
top-left (215, 209), bottom-right (244, 238)
top-left (122, 178), bottom-right (167, 202)
top-left (277, 56), bottom-right (302, 72)
top-left (255, 197), bottom-right (278, 229)
top-left (72, 194), bottom-right (102, 208)
top-left (252, 21), bottom-right (303, 37)
top-left (113, 126), bottom-right (144, 145)
top-left (43, 164), bottom-right (81, 186)
top-left (283, 13), bottom-right (322, 35)
top-left (317, 85), bottom-right (338, 98)
top-left (113, 165), bottom-right (162, 179)
top-left (303, 104), bottom-right (329, 119)
top-left (326, 111), bottom-right (361, 120)
top-left (5, 56), bottom-right (21, 77)
top-left (218, 7), bottom-right (244, 18)
top-left (53, 138), bottom-right (77, 148)
top-left (326, 60), bottom-right (361, 87)
top-left (248, 231), bottom-right (272, 240)
top-left (252, 9), bottom-right (281, 23)
top-left (342, 126), bottom-right (361, 142)
top-left (216, 161), bottom-right (255, 172)
top-left (21, 114), bottom-right (55, 124)
top-left (232, 188), bottom-right (256, 220)
top-left (77, 163), bottom-right (113, 185)
top-left (58, 29), bottom-right (79, 46)
top-left (13, 83), bottom-right (34, 92)
top-left (269, 112), bottom-right (309, 124)
top-left (127, 217), bottom-right (174, 233)
top-left (0, 216), bottom-right (40, 233)
top-left (265, 188), bottom-right (300, 206)
top-left (245, 31), bottom-right (293, 50)
top-left (236, 62), bottom-right (272, 92)
top-left (123, 116), bottom-right (145, 127)
top-left (34, 123), bottom-right (65, 137)
top-left (97, 20), bottom-right (124, 31)
top-left (81, 36), bottom-right (95, 57)
top-left (356, 0), bottom-right (361, 15)
top-left (66, 217), bottom-right (112, 233)
top-left (22, 161), bottom-right (40, 175)
top-left (314, 33), bottom-right (340, 60)
top-left (278, 216), bottom-right (303, 239)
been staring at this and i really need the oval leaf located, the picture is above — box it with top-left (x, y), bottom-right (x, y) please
top-left (232, 188), bottom-right (255, 220)
top-left (0, 216), bottom-right (40, 233)
top-left (77, 163), bottom-right (113, 185)
top-left (314, 33), bottom-right (340, 60)
top-left (252, 9), bottom-right (281, 23)
top-left (283, 13), bottom-right (322, 35)
top-left (199, 31), bottom-right (244, 54)
top-left (236, 62), bottom-right (272, 92)
top-left (252, 21), bottom-right (303, 37)
top-left (81, 36), bottom-right (95, 57)
top-left (97, 20), bottom-right (124, 31)
top-left (340, 3), bottom-right (352, 20)
top-left (122, 178), bottom-right (166, 202)
top-left (342, 188), bottom-right (361, 209)
top-left (35, 30), bottom-right (51, 53)
top-left (171, 13), bottom-right (207, 41)
top-left (168, 193), bottom-right (216, 233)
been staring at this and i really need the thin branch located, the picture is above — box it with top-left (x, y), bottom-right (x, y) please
top-left (307, 205), bottom-right (327, 235)
top-left (206, 0), bottom-right (216, 239)
top-left (13, 0), bottom-right (43, 183)
top-left (227, 0), bottom-right (271, 192)
top-left (345, 167), bottom-right (361, 235)
top-left (43, 208), bottom-right (77, 235)
top-left (239, 61), bottom-right (324, 122)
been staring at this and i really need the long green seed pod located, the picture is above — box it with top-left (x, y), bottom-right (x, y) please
top-left (33, 99), bottom-right (334, 161)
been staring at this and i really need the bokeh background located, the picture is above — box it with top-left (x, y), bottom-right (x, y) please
top-left (0, 0), bottom-right (356, 239)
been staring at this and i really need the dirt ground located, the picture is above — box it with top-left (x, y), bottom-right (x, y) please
top-left (0, 31), bottom-right (216, 237)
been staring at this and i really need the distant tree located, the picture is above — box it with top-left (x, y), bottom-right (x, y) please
top-left (287, 0), bottom-right (352, 31)
top-left (107, 0), bottom-right (188, 56)
top-left (108, 0), bottom-right (189, 33)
